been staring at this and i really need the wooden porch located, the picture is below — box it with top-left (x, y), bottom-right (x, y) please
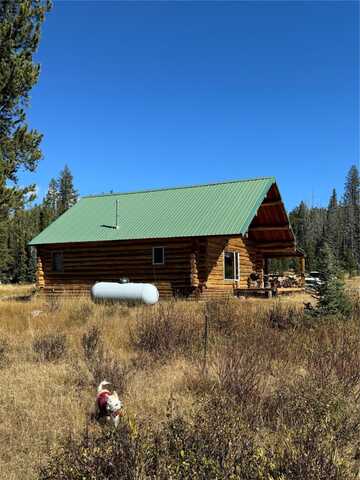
top-left (235, 286), bottom-right (304, 298)
top-left (234, 246), bottom-right (306, 299)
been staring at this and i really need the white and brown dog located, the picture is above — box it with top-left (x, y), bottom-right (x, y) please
top-left (96, 380), bottom-right (124, 427)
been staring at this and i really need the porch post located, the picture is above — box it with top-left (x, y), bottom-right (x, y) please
top-left (190, 239), bottom-right (199, 287)
top-left (264, 257), bottom-right (270, 288)
top-left (299, 256), bottom-right (305, 287)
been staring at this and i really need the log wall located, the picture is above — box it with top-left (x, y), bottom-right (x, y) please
top-left (200, 236), bottom-right (263, 298)
top-left (37, 238), bottom-right (195, 297)
top-left (36, 235), bottom-right (263, 298)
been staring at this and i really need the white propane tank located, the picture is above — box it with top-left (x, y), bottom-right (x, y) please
top-left (91, 282), bottom-right (159, 305)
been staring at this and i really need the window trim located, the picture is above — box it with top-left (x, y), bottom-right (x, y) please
top-left (51, 251), bottom-right (64, 273)
top-left (152, 246), bottom-right (165, 265)
top-left (223, 251), bottom-right (240, 281)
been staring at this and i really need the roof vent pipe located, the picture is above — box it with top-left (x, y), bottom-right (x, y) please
top-left (115, 199), bottom-right (120, 229)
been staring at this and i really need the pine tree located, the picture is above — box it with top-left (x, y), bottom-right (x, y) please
top-left (16, 243), bottom-right (28, 283)
top-left (325, 189), bottom-right (341, 260)
top-left (44, 178), bottom-right (59, 214)
top-left (0, 163), bottom-right (79, 283)
top-left (314, 242), bottom-right (352, 317)
top-left (41, 177), bottom-right (59, 228)
top-left (341, 165), bottom-right (360, 273)
top-left (289, 202), bottom-right (327, 271)
top-left (290, 201), bottom-right (308, 247)
top-left (0, 0), bottom-right (51, 275)
top-left (57, 165), bottom-right (78, 216)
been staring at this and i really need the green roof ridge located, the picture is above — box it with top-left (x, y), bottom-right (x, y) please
top-left (82, 176), bottom-right (276, 199)
top-left (29, 176), bottom-right (278, 246)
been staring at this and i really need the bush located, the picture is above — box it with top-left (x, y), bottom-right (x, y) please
top-left (67, 301), bottom-right (94, 327)
top-left (129, 302), bottom-right (202, 357)
top-left (263, 378), bottom-right (359, 479)
top-left (90, 353), bottom-right (130, 396)
top-left (32, 333), bottom-right (67, 362)
top-left (306, 328), bottom-right (360, 391)
top-left (38, 421), bottom-right (140, 480)
top-left (82, 325), bottom-right (129, 395)
top-left (350, 292), bottom-right (360, 319)
top-left (205, 297), bottom-right (238, 335)
top-left (82, 325), bottom-right (103, 362)
top-left (215, 343), bottom-right (264, 403)
top-left (39, 382), bottom-right (359, 480)
top-left (268, 302), bottom-right (304, 329)
top-left (0, 338), bottom-right (9, 368)
top-left (46, 296), bottom-right (61, 313)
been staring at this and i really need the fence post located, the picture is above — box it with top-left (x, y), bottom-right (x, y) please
top-left (202, 307), bottom-right (209, 375)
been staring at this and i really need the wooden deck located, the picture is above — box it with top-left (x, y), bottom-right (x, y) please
top-left (235, 286), bottom-right (304, 298)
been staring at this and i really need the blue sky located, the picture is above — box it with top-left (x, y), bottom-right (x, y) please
top-left (22, 0), bottom-right (359, 210)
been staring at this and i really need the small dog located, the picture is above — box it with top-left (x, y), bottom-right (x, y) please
top-left (96, 380), bottom-right (124, 427)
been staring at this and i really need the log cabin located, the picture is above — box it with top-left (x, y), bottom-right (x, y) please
top-left (29, 177), bottom-right (305, 299)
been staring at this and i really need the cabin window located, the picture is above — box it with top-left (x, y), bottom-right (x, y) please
top-left (224, 251), bottom-right (239, 280)
top-left (152, 247), bottom-right (165, 265)
top-left (52, 252), bottom-right (64, 272)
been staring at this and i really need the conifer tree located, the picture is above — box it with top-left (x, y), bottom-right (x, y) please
top-left (44, 178), bottom-right (59, 214)
top-left (341, 165), bottom-right (360, 272)
top-left (0, 0), bottom-right (51, 274)
top-left (289, 202), bottom-right (327, 270)
top-left (314, 242), bottom-right (352, 317)
top-left (57, 165), bottom-right (78, 215)
top-left (290, 201), bottom-right (308, 247)
top-left (41, 178), bottom-right (59, 228)
top-left (325, 189), bottom-right (341, 259)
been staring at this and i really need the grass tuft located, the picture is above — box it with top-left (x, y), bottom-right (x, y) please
top-left (32, 332), bottom-right (68, 362)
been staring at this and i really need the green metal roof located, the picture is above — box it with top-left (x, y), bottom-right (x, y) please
top-left (29, 177), bottom-right (276, 245)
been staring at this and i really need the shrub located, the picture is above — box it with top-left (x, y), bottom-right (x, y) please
top-left (268, 302), bottom-right (303, 329)
top-left (46, 296), bottom-right (61, 313)
top-left (39, 384), bottom-right (358, 480)
top-left (306, 328), bottom-right (360, 391)
top-left (38, 421), bottom-right (140, 480)
top-left (90, 353), bottom-right (130, 396)
top-left (350, 292), bottom-right (360, 319)
top-left (129, 302), bottom-right (202, 357)
top-left (32, 333), bottom-right (67, 362)
top-left (82, 325), bottom-right (129, 395)
top-left (215, 343), bottom-right (264, 403)
top-left (205, 297), bottom-right (238, 335)
top-left (67, 301), bottom-right (94, 327)
top-left (82, 325), bottom-right (103, 362)
top-left (263, 378), bottom-right (359, 479)
top-left (0, 338), bottom-right (9, 368)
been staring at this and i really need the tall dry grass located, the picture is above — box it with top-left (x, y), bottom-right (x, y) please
top-left (0, 289), bottom-right (359, 479)
top-left (0, 283), bottom-right (35, 297)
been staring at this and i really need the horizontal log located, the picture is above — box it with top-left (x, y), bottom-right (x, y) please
top-left (43, 259), bottom-right (192, 269)
top-left (249, 225), bottom-right (289, 232)
top-left (260, 201), bottom-right (283, 207)
top-left (257, 242), bottom-right (295, 248)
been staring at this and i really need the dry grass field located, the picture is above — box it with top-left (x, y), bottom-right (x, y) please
top-left (346, 275), bottom-right (360, 292)
top-left (0, 283), bottom-right (35, 297)
top-left (0, 286), bottom-right (359, 479)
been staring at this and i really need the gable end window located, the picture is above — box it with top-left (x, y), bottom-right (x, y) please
top-left (224, 251), bottom-right (239, 280)
top-left (52, 252), bottom-right (64, 273)
top-left (152, 247), bottom-right (165, 265)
